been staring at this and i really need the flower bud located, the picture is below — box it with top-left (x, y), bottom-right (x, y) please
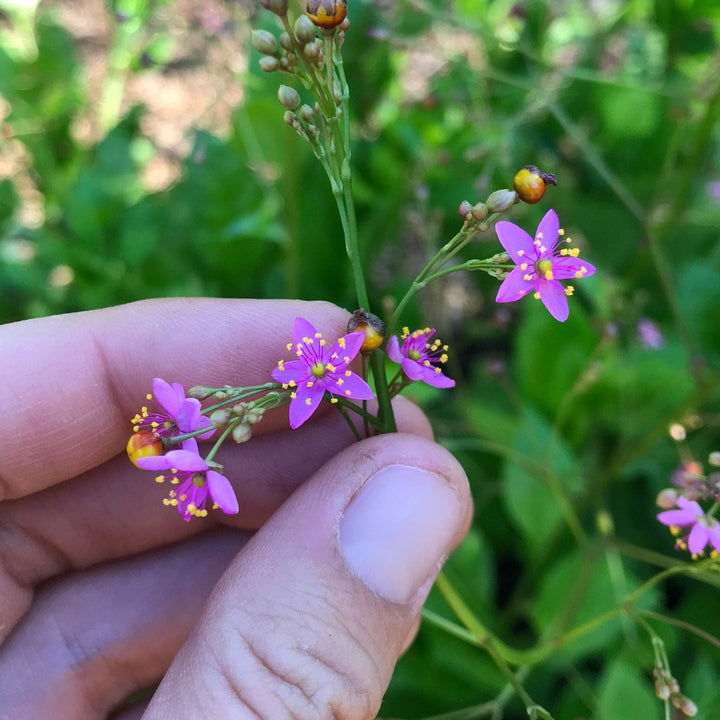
top-left (458, 200), bottom-right (472, 218)
top-left (251, 29), bottom-right (278, 55)
top-left (232, 423), bottom-right (252, 444)
top-left (260, 0), bottom-right (289, 16)
top-left (278, 84), bottom-right (301, 110)
top-left (210, 408), bottom-right (232, 428)
top-left (347, 309), bottom-right (386, 353)
top-left (486, 188), bottom-right (518, 213)
top-left (259, 56), bottom-right (280, 73)
top-left (294, 14), bottom-right (317, 44)
top-left (280, 32), bottom-right (293, 51)
top-left (188, 385), bottom-right (215, 400)
top-left (513, 165), bottom-right (557, 204)
top-left (709, 451), bottom-right (720, 467)
top-left (300, 104), bottom-right (315, 123)
top-left (303, 41), bottom-right (322, 62)
top-left (306, 0), bottom-right (347, 28)
top-left (655, 487), bottom-right (678, 509)
top-left (471, 202), bottom-right (488, 221)
top-left (677, 696), bottom-right (698, 717)
top-left (127, 431), bottom-right (163, 468)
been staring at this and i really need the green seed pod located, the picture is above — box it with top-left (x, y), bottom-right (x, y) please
top-left (232, 423), bottom-right (252, 444)
top-left (486, 188), bottom-right (518, 213)
top-left (260, 0), bottom-right (289, 16)
top-left (251, 29), bottom-right (278, 56)
top-left (294, 14), bottom-right (317, 45)
top-left (471, 202), bottom-right (488, 221)
top-left (278, 84), bottom-right (301, 110)
top-left (259, 56), bottom-right (280, 72)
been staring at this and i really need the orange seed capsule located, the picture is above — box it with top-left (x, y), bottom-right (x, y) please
top-left (513, 165), bottom-right (557, 204)
top-left (347, 308), bottom-right (386, 353)
top-left (127, 431), bottom-right (164, 468)
top-left (306, 0), bottom-right (347, 28)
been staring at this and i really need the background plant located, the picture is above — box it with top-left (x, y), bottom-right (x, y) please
top-left (1, 0), bottom-right (720, 718)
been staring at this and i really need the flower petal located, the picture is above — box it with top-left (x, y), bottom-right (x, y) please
top-left (416, 365), bottom-right (455, 388)
top-left (536, 278), bottom-right (569, 322)
top-left (288, 384), bottom-right (324, 429)
top-left (272, 358), bottom-right (310, 385)
top-left (496, 268), bottom-right (533, 303)
top-left (552, 255), bottom-right (597, 280)
top-left (136, 454), bottom-right (171, 471)
top-left (195, 415), bottom-right (215, 441)
top-left (387, 335), bottom-right (402, 364)
top-left (293, 316), bottom-right (318, 345)
top-left (687, 522), bottom-right (709, 555)
top-left (207, 470), bottom-right (239, 515)
top-left (162, 449), bottom-right (208, 472)
top-left (152, 377), bottom-right (181, 418)
top-left (180, 437), bottom-right (199, 454)
top-left (657, 508), bottom-right (696, 526)
top-left (495, 221), bottom-right (536, 264)
top-left (400, 356), bottom-right (426, 382)
top-left (176, 398), bottom-right (202, 433)
top-left (329, 371), bottom-right (374, 400)
top-left (535, 208), bottom-right (559, 248)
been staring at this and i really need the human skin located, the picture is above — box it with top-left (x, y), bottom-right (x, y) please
top-left (0, 298), bottom-right (472, 719)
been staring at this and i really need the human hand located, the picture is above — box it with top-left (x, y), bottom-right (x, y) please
top-left (0, 298), bottom-right (472, 720)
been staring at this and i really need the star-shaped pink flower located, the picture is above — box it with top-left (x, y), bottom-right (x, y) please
top-left (495, 209), bottom-right (596, 322)
top-left (272, 318), bottom-right (374, 429)
top-left (387, 327), bottom-right (455, 389)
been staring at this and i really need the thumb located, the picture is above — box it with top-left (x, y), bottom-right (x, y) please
top-left (142, 433), bottom-right (472, 720)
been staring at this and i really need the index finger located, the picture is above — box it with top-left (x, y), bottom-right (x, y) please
top-left (0, 298), bottom-right (351, 500)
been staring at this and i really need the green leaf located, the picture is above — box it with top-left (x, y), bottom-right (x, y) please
top-left (596, 657), bottom-right (659, 720)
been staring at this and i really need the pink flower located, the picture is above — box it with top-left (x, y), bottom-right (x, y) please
top-left (132, 377), bottom-right (214, 445)
top-left (137, 444), bottom-right (238, 522)
top-left (637, 317), bottom-right (664, 349)
top-left (271, 318), bottom-right (374, 429)
top-left (387, 327), bottom-right (455, 389)
top-left (495, 209), bottom-right (596, 322)
top-left (657, 496), bottom-right (720, 557)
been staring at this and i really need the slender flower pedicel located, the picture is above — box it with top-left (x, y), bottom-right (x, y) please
top-left (272, 317), bottom-right (374, 429)
top-left (387, 327), bottom-right (455, 389)
top-left (656, 496), bottom-right (720, 558)
top-left (136, 439), bottom-right (239, 522)
top-left (495, 208), bottom-right (596, 322)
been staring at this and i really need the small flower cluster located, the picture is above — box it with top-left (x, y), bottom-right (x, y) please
top-left (656, 456), bottom-right (720, 559)
top-left (128, 315), bottom-right (456, 522)
top-left (652, 667), bottom-right (697, 717)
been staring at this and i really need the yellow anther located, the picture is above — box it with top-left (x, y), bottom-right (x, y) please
top-left (305, 398), bottom-right (312, 405)
top-left (520, 262), bottom-right (528, 270)
top-left (344, 370), bottom-right (351, 376)
top-left (290, 391), bottom-right (296, 399)
top-left (338, 337), bottom-right (346, 349)
top-left (517, 249), bottom-right (524, 256)
top-left (533, 291), bottom-right (541, 300)
top-left (146, 393), bottom-right (152, 400)
top-left (286, 342), bottom-right (292, 351)
top-left (155, 475), bottom-right (165, 483)
top-left (558, 228), bottom-right (565, 235)
top-left (523, 273), bottom-right (533, 281)
top-left (330, 397), bottom-right (338, 404)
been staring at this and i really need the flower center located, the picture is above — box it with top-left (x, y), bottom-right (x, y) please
top-left (191, 473), bottom-right (206, 488)
top-left (408, 349), bottom-right (421, 361)
top-left (311, 361), bottom-right (326, 378)
top-left (537, 259), bottom-right (553, 274)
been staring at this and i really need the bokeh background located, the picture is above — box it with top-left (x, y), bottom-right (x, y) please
top-left (1, 1), bottom-right (720, 718)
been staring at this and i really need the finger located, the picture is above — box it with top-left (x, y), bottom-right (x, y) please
top-left (0, 298), bottom-right (353, 499)
top-left (0, 529), bottom-right (252, 720)
top-left (143, 433), bottom-right (472, 720)
top-left (0, 397), bottom-right (431, 644)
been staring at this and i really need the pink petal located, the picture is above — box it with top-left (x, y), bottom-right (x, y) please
top-left (339, 331), bottom-right (365, 362)
top-left (536, 208), bottom-right (559, 247)
top-left (152, 377), bottom-right (181, 417)
top-left (687, 522), bottom-right (709, 555)
top-left (401, 356), bottom-right (426, 382)
top-left (180, 437), bottom-right (199, 454)
top-left (136, 454), bottom-right (171, 471)
top-left (176, 398), bottom-right (202, 433)
top-left (657, 508), bottom-right (696, 526)
top-left (293, 317), bottom-right (320, 352)
top-left (708, 526), bottom-right (720, 553)
top-left (195, 415), bottom-right (215, 441)
top-left (272, 359), bottom-right (310, 385)
top-left (495, 268), bottom-right (533, 303)
top-left (536, 279), bottom-right (569, 322)
top-left (387, 335), bottom-right (402, 364)
top-left (328, 371), bottom-right (374, 400)
top-left (163, 449), bottom-right (207, 472)
top-left (207, 471), bottom-right (239, 515)
top-left (416, 365), bottom-right (455, 388)
top-left (552, 255), bottom-right (597, 280)
top-left (676, 496), bottom-right (704, 515)
top-left (288, 384), bottom-right (324, 429)
top-left (495, 221), bottom-right (536, 264)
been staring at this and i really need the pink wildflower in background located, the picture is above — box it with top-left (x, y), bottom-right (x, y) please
top-left (137, 443), bottom-right (238, 521)
top-left (387, 327), bottom-right (455, 388)
top-left (657, 496), bottom-right (720, 557)
top-left (272, 317), bottom-right (374, 429)
top-left (132, 377), bottom-right (214, 444)
top-left (637, 317), bottom-right (664, 349)
top-left (495, 208), bottom-right (596, 322)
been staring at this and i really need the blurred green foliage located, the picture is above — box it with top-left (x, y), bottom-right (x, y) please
top-left (2, 0), bottom-right (720, 718)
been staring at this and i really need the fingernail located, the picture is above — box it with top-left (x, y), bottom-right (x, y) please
top-left (339, 464), bottom-right (462, 603)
